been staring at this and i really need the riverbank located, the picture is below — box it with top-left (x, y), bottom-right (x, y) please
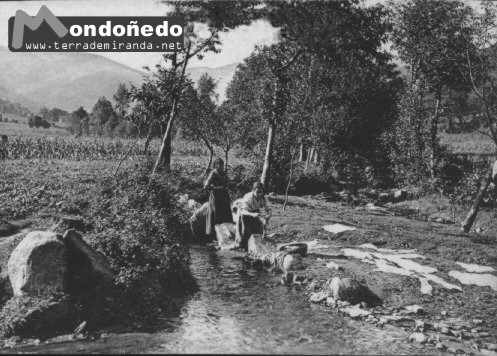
top-left (267, 193), bottom-right (497, 355)
top-left (0, 158), bottom-right (199, 342)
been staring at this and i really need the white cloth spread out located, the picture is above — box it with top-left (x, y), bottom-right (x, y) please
top-left (323, 224), bottom-right (356, 234)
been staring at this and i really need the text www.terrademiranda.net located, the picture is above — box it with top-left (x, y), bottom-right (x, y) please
top-left (24, 40), bottom-right (183, 51)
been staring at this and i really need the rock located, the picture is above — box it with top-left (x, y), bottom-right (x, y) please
top-left (436, 342), bottom-right (446, 350)
top-left (326, 297), bottom-right (337, 307)
top-left (415, 320), bottom-right (425, 331)
top-left (329, 277), bottom-right (381, 306)
top-left (393, 190), bottom-right (408, 202)
top-left (0, 294), bottom-right (77, 337)
top-left (441, 310), bottom-right (448, 316)
top-left (0, 219), bottom-right (16, 237)
top-left (484, 344), bottom-right (497, 351)
top-left (325, 261), bottom-right (344, 271)
top-left (247, 235), bottom-right (294, 273)
top-left (278, 243), bottom-right (308, 257)
top-left (8, 231), bottom-right (67, 295)
top-left (481, 350), bottom-right (497, 356)
top-left (409, 333), bottom-right (428, 344)
top-left (310, 291), bottom-right (329, 303)
top-left (337, 300), bottom-right (351, 308)
top-left (342, 307), bottom-right (372, 318)
top-left (52, 216), bottom-right (86, 233)
top-left (214, 223), bottom-right (236, 248)
top-left (63, 230), bottom-right (115, 293)
top-left (405, 305), bottom-right (424, 314)
top-left (473, 319), bottom-right (483, 325)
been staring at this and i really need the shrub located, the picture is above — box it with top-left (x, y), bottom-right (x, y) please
top-left (86, 159), bottom-right (198, 320)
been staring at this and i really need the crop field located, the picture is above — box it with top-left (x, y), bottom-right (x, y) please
top-left (440, 132), bottom-right (496, 155)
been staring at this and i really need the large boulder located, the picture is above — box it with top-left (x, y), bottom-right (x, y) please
top-left (63, 230), bottom-right (115, 293)
top-left (215, 223), bottom-right (236, 250)
top-left (247, 234), bottom-right (294, 273)
top-left (8, 231), bottom-right (67, 296)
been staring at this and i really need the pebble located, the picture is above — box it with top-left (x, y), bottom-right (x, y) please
top-left (409, 333), bottom-right (428, 344)
top-left (415, 320), bottom-right (425, 331)
top-left (441, 311), bottom-right (448, 316)
top-left (484, 343), bottom-right (497, 351)
top-left (325, 297), bottom-right (337, 307)
top-left (405, 305), bottom-right (424, 314)
top-left (481, 350), bottom-right (497, 356)
top-left (436, 342), bottom-right (446, 350)
top-left (310, 291), bottom-right (329, 303)
top-left (440, 326), bottom-right (450, 334)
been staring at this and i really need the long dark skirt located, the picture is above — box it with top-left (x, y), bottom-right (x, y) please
top-left (206, 189), bottom-right (232, 235)
top-left (236, 214), bottom-right (264, 251)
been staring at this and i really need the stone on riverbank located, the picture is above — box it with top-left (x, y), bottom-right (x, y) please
top-left (0, 219), bottom-right (16, 237)
top-left (247, 234), bottom-right (294, 273)
top-left (215, 223), bottom-right (236, 250)
top-left (329, 277), bottom-right (382, 306)
top-left (8, 231), bottom-right (67, 296)
top-left (63, 229), bottom-right (115, 293)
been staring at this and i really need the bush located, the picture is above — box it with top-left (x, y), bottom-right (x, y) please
top-left (86, 159), bottom-right (198, 320)
top-left (448, 159), bottom-right (497, 208)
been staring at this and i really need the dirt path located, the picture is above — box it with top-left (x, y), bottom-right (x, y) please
top-left (268, 194), bottom-right (497, 355)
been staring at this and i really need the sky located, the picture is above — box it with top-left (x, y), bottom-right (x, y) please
top-left (0, 0), bottom-right (485, 71)
top-left (0, 0), bottom-right (279, 70)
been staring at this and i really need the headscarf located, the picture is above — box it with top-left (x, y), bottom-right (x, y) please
top-left (214, 158), bottom-right (224, 167)
top-left (253, 181), bottom-right (264, 193)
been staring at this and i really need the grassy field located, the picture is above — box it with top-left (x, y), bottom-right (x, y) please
top-left (0, 115), bottom-right (71, 138)
top-left (440, 132), bottom-right (496, 155)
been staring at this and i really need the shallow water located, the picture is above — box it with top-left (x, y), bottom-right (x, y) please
top-left (10, 246), bottom-right (433, 354)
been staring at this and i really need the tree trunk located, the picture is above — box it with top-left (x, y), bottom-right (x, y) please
top-left (461, 162), bottom-right (493, 233)
top-left (305, 147), bottom-right (314, 172)
top-left (429, 98), bottom-right (440, 180)
top-left (261, 123), bottom-right (276, 191)
top-left (205, 145), bottom-right (214, 176)
top-left (153, 98), bottom-right (178, 174)
top-left (284, 142), bottom-right (300, 211)
top-left (298, 142), bottom-right (304, 162)
top-left (224, 147), bottom-right (230, 173)
top-left (143, 125), bottom-right (153, 155)
top-left (152, 43), bottom-right (191, 175)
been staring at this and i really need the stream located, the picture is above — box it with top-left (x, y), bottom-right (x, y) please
top-left (9, 245), bottom-right (433, 354)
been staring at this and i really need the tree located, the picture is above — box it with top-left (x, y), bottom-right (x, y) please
top-left (390, 0), bottom-right (474, 179)
top-left (456, 3), bottom-right (497, 232)
top-left (91, 97), bottom-right (118, 136)
top-left (179, 74), bottom-right (218, 174)
top-left (226, 1), bottom-right (399, 190)
top-left (150, 1), bottom-right (265, 174)
top-left (68, 107), bottom-right (89, 136)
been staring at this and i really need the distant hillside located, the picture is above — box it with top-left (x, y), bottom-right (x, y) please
top-left (0, 46), bottom-right (239, 111)
top-left (187, 63), bottom-right (239, 102)
top-left (0, 46), bottom-right (146, 112)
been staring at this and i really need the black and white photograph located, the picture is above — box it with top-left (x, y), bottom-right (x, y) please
top-left (0, 0), bottom-right (497, 354)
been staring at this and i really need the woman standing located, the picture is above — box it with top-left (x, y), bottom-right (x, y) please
top-left (204, 158), bottom-right (233, 239)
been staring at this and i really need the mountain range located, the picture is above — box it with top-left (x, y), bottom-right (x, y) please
top-left (0, 46), bottom-right (238, 112)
